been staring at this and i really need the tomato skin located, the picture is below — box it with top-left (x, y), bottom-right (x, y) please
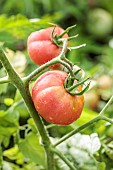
top-left (27, 27), bottom-right (68, 66)
top-left (32, 70), bottom-right (84, 125)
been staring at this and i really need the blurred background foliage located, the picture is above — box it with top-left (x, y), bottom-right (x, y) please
top-left (0, 0), bottom-right (113, 170)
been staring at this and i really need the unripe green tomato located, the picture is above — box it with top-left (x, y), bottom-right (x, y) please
top-left (32, 70), bottom-right (84, 125)
top-left (87, 8), bottom-right (113, 38)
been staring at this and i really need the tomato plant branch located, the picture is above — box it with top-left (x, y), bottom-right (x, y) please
top-left (0, 48), bottom-right (54, 170)
top-left (54, 94), bottom-right (113, 146)
top-left (0, 76), bottom-right (10, 84)
top-left (99, 94), bottom-right (113, 116)
top-left (24, 40), bottom-right (74, 84)
top-left (58, 24), bottom-right (76, 38)
top-left (51, 148), bottom-right (78, 170)
top-left (102, 116), bottom-right (113, 124)
top-left (54, 115), bottom-right (101, 146)
top-left (62, 57), bottom-right (73, 67)
top-left (58, 39), bottom-right (68, 59)
top-left (66, 78), bottom-right (89, 92)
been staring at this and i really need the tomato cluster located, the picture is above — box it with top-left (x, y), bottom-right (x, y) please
top-left (27, 26), bottom-right (84, 125)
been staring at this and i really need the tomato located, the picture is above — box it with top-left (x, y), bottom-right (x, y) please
top-left (27, 26), bottom-right (68, 67)
top-left (32, 70), bottom-right (84, 125)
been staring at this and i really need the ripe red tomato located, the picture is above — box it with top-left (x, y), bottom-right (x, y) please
top-left (27, 26), bottom-right (68, 66)
top-left (32, 70), bottom-right (84, 125)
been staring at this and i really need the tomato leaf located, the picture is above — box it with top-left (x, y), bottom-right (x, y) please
top-left (0, 109), bottom-right (19, 146)
top-left (97, 162), bottom-right (106, 170)
top-left (18, 132), bottom-right (46, 167)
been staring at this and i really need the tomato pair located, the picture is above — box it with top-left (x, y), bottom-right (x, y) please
top-left (27, 26), bottom-right (84, 125)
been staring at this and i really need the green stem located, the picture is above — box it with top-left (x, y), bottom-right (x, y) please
top-left (66, 78), bottom-right (89, 92)
top-left (0, 76), bottom-right (10, 84)
top-left (24, 58), bottom-right (74, 84)
top-left (58, 24), bottom-right (76, 38)
top-left (46, 124), bottom-right (57, 129)
top-left (23, 58), bottom-right (59, 84)
top-left (52, 148), bottom-right (77, 170)
top-left (54, 115), bottom-right (101, 147)
top-left (68, 43), bottom-right (86, 50)
top-left (59, 60), bottom-right (74, 78)
top-left (58, 39), bottom-right (68, 59)
top-left (54, 94), bottom-right (113, 147)
top-left (99, 94), bottom-right (113, 116)
top-left (46, 148), bottom-right (55, 169)
top-left (102, 116), bottom-right (113, 124)
top-left (63, 57), bottom-right (73, 68)
top-left (0, 48), bottom-right (54, 170)
top-left (24, 39), bottom-right (74, 84)
top-left (6, 100), bottom-right (23, 113)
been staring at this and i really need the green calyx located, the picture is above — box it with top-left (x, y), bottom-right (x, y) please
top-left (50, 25), bottom-right (89, 96)
top-left (51, 24), bottom-right (84, 50)
top-left (64, 68), bottom-right (90, 96)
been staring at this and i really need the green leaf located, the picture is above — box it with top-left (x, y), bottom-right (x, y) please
top-left (97, 162), bottom-right (106, 170)
top-left (15, 102), bottom-right (29, 118)
top-left (3, 145), bottom-right (24, 163)
top-left (4, 98), bottom-right (14, 106)
top-left (0, 14), bottom-right (49, 45)
top-left (0, 84), bottom-right (8, 94)
top-left (0, 31), bottom-right (15, 43)
top-left (72, 107), bottom-right (98, 127)
top-left (18, 132), bottom-right (46, 167)
top-left (0, 109), bottom-right (19, 146)
top-left (27, 118), bottom-right (37, 133)
top-left (2, 136), bottom-right (10, 148)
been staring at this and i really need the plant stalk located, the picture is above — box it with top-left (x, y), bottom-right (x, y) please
top-left (99, 94), bottom-right (113, 116)
top-left (0, 48), bottom-right (54, 170)
top-left (54, 115), bottom-right (101, 147)
top-left (54, 94), bottom-right (113, 147)
top-left (52, 148), bottom-right (78, 170)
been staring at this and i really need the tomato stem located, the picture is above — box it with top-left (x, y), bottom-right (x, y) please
top-left (51, 148), bottom-right (78, 170)
top-left (66, 77), bottom-right (90, 92)
top-left (53, 94), bottom-right (113, 147)
top-left (54, 115), bottom-right (101, 147)
top-left (68, 43), bottom-right (86, 50)
top-left (58, 34), bottom-right (79, 42)
top-left (63, 57), bottom-right (73, 67)
top-left (99, 94), bottom-right (113, 116)
top-left (101, 116), bottom-right (113, 124)
top-left (50, 24), bottom-right (57, 40)
top-left (69, 82), bottom-right (90, 95)
top-left (74, 69), bottom-right (82, 80)
top-left (58, 24), bottom-right (76, 38)
top-left (24, 39), bottom-right (75, 84)
top-left (64, 74), bottom-right (74, 88)
top-left (0, 47), bottom-right (55, 170)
